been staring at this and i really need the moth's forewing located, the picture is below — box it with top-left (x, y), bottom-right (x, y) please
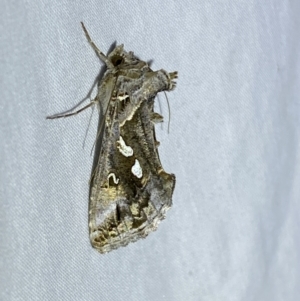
top-left (89, 45), bottom-right (177, 253)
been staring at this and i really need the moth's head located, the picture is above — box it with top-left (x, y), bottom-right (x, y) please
top-left (107, 44), bottom-right (148, 70)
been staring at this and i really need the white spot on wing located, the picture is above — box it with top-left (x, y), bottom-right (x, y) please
top-left (131, 159), bottom-right (143, 179)
top-left (117, 136), bottom-right (133, 157)
top-left (107, 173), bottom-right (119, 184)
top-left (117, 94), bottom-right (129, 101)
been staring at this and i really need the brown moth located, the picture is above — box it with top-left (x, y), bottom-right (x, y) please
top-left (47, 23), bottom-right (177, 253)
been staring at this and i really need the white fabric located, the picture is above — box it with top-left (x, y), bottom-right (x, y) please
top-left (1, 1), bottom-right (299, 300)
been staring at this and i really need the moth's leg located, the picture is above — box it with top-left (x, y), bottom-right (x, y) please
top-left (144, 70), bottom-right (178, 96)
top-left (167, 71), bottom-right (178, 91)
top-left (81, 22), bottom-right (114, 69)
top-left (150, 112), bottom-right (164, 124)
top-left (46, 100), bottom-right (96, 119)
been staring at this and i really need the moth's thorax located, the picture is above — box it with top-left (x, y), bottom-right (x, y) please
top-left (107, 44), bottom-right (149, 72)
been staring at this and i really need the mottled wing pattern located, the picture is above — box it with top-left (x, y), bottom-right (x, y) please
top-left (88, 44), bottom-right (177, 253)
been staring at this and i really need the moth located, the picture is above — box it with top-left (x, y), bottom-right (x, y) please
top-left (47, 23), bottom-right (177, 253)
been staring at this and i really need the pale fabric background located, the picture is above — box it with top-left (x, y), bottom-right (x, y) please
top-left (1, 1), bottom-right (300, 300)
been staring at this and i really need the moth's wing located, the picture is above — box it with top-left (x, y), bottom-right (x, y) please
top-left (89, 98), bottom-right (175, 254)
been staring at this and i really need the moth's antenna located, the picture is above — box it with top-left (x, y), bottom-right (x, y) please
top-left (82, 104), bottom-right (95, 149)
top-left (46, 101), bottom-right (96, 119)
top-left (164, 91), bottom-right (171, 133)
top-left (81, 22), bottom-right (114, 69)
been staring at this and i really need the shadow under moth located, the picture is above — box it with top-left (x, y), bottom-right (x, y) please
top-left (47, 23), bottom-right (177, 253)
